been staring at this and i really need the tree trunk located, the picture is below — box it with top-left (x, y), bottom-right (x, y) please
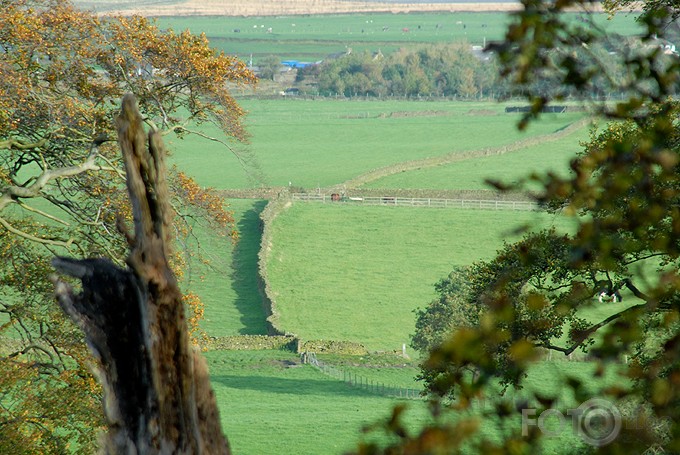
top-left (52, 94), bottom-right (230, 454)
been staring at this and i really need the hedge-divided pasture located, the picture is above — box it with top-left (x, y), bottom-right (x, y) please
top-left (266, 203), bottom-right (577, 351)
top-left (168, 99), bottom-right (587, 190)
top-left (363, 119), bottom-right (592, 189)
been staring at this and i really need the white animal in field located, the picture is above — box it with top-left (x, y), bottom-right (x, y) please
top-left (598, 289), bottom-right (622, 303)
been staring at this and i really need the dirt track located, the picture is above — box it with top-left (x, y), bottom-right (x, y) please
top-left (97, 0), bottom-right (527, 17)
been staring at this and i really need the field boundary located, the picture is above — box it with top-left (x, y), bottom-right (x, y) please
top-left (304, 352), bottom-right (423, 400)
top-left (292, 193), bottom-right (538, 211)
top-left (258, 190), bottom-right (536, 340)
top-left (257, 197), bottom-right (294, 336)
top-left (338, 117), bottom-right (592, 189)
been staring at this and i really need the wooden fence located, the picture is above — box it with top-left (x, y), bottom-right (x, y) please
top-left (291, 193), bottom-right (537, 211)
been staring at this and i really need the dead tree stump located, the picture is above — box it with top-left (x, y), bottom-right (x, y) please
top-left (52, 94), bottom-right (230, 454)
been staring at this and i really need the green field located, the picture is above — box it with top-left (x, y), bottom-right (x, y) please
top-left (157, 12), bottom-right (643, 63)
top-left (168, 99), bottom-right (587, 189)
top-left (161, 93), bottom-right (614, 454)
top-left (42, 8), bottom-right (640, 454)
top-left (205, 350), bottom-right (433, 455)
top-left (363, 120), bottom-right (592, 189)
top-left (180, 199), bottom-right (270, 336)
top-left (206, 349), bottom-right (627, 454)
top-left (266, 204), bottom-right (575, 351)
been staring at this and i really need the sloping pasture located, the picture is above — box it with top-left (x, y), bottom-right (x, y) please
top-left (362, 119), bottom-right (592, 189)
top-left (206, 349), bottom-right (625, 454)
top-left (180, 199), bottom-right (270, 336)
top-left (168, 99), bottom-right (587, 189)
top-left (206, 350), bottom-right (433, 455)
top-left (266, 203), bottom-right (575, 351)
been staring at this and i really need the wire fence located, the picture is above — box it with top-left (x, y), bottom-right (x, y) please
top-left (292, 193), bottom-right (537, 211)
top-left (302, 352), bottom-right (423, 400)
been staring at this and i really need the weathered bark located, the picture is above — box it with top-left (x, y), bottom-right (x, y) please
top-left (52, 94), bottom-right (230, 454)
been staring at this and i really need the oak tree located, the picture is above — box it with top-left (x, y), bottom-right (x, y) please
top-left (360, 1), bottom-right (680, 454)
top-left (0, 1), bottom-right (255, 452)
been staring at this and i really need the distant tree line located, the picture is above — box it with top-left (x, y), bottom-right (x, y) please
top-left (292, 37), bottom-right (671, 100)
top-left (297, 43), bottom-right (501, 98)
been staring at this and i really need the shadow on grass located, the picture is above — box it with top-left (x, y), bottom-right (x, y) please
top-left (230, 200), bottom-right (269, 335)
top-left (212, 374), bottom-right (380, 398)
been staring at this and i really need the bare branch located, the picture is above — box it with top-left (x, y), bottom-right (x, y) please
top-left (540, 301), bottom-right (650, 356)
top-left (0, 137), bottom-right (49, 151)
top-left (17, 201), bottom-right (70, 226)
top-left (0, 149), bottom-right (122, 212)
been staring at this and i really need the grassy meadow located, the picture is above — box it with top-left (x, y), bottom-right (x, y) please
top-left (206, 349), bottom-right (628, 454)
top-left (154, 86), bottom-right (641, 454)
top-left (168, 99), bottom-right (588, 189)
top-left (206, 350), bottom-right (434, 455)
top-left (363, 120), bottom-right (592, 190)
top-left (180, 199), bottom-right (270, 336)
top-left (266, 203), bottom-right (575, 351)
top-left (161, 90), bottom-right (624, 453)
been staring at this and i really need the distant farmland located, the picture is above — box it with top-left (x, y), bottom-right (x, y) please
top-left (154, 12), bottom-right (642, 63)
top-left (74, 0), bottom-right (528, 16)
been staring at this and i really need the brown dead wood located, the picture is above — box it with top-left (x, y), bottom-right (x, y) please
top-left (52, 94), bottom-right (229, 455)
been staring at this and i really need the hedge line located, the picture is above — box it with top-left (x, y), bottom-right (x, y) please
top-left (204, 335), bottom-right (297, 351)
top-left (257, 193), bottom-right (294, 336)
top-left (203, 334), bottom-right (370, 355)
top-left (298, 339), bottom-right (369, 355)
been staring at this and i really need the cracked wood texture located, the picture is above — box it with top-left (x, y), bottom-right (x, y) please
top-left (52, 94), bottom-right (229, 455)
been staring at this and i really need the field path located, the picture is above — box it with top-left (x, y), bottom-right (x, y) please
top-left (336, 117), bottom-right (592, 189)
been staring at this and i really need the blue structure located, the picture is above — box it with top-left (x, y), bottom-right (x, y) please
top-left (281, 60), bottom-right (318, 69)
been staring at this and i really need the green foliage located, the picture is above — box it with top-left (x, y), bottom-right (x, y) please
top-left (257, 55), bottom-right (282, 81)
top-left (414, 229), bottom-right (627, 397)
top-left (363, 1), bottom-right (680, 454)
top-left (411, 268), bottom-right (476, 355)
top-left (315, 43), bottom-right (500, 98)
